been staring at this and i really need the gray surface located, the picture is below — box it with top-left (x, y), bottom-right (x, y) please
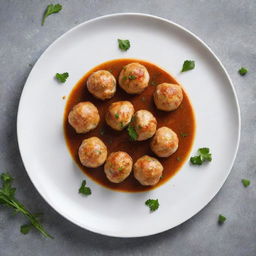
top-left (0, 0), bottom-right (255, 255)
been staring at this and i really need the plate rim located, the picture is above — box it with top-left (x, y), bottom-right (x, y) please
top-left (16, 12), bottom-right (241, 237)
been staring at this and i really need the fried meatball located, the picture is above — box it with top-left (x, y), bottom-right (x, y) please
top-left (153, 83), bottom-right (183, 111)
top-left (118, 63), bottom-right (150, 94)
top-left (105, 101), bottom-right (134, 131)
top-left (130, 110), bottom-right (157, 141)
top-left (68, 102), bottom-right (100, 134)
top-left (104, 151), bottom-right (133, 183)
top-left (78, 137), bottom-right (107, 168)
top-left (150, 127), bottom-right (179, 157)
top-left (87, 70), bottom-right (116, 100)
top-left (133, 155), bottom-right (163, 186)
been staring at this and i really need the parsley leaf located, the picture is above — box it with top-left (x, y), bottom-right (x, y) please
top-left (190, 147), bottom-right (212, 165)
top-left (79, 180), bottom-right (91, 196)
top-left (55, 72), bottom-right (69, 83)
top-left (128, 75), bottom-right (137, 80)
top-left (241, 179), bottom-right (250, 187)
top-left (42, 4), bottom-right (62, 26)
top-left (238, 67), bottom-right (248, 76)
top-left (114, 113), bottom-right (119, 119)
top-left (0, 173), bottom-right (53, 238)
top-left (218, 214), bottom-right (226, 224)
top-left (180, 132), bottom-right (188, 137)
top-left (181, 60), bottom-right (195, 72)
top-left (127, 123), bottom-right (138, 141)
top-left (145, 199), bottom-right (159, 212)
top-left (118, 39), bottom-right (130, 51)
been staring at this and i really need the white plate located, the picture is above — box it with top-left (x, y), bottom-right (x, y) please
top-left (17, 13), bottom-right (240, 237)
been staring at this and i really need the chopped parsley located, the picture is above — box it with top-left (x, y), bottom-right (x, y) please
top-left (238, 67), bottom-right (248, 76)
top-left (127, 123), bottom-right (138, 141)
top-left (118, 39), bottom-right (130, 51)
top-left (176, 157), bottom-right (182, 162)
top-left (79, 180), bottom-right (91, 196)
top-left (120, 122), bottom-right (124, 129)
top-left (145, 199), bottom-right (159, 212)
top-left (190, 147), bottom-right (212, 165)
top-left (181, 60), bottom-right (195, 72)
top-left (42, 4), bottom-right (62, 26)
top-left (180, 132), bottom-right (188, 137)
top-left (141, 96), bottom-right (146, 102)
top-left (0, 173), bottom-right (53, 238)
top-left (122, 76), bottom-right (127, 81)
top-left (241, 179), bottom-right (250, 187)
top-left (218, 214), bottom-right (226, 224)
top-left (118, 167), bottom-right (124, 171)
top-left (55, 72), bottom-right (69, 83)
top-left (114, 113), bottom-right (119, 119)
top-left (151, 81), bottom-right (157, 86)
top-left (100, 128), bottom-right (105, 136)
top-left (128, 75), bottom-right (137, 80)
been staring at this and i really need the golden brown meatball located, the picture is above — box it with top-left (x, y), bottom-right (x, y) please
top-left (104, 151), bottom-right (133, 183)
top-left (133, 155), bottom-right (163, 186)
top-left (153, 83), bottom-right (183, 111)
top-left (118, 63), bottom-right (150, 94)
top-left (78, 137), bottom-right (107, 168)
top-left (87, 70), bottom-right (116, 100)
top-left (68, 102), bottom-right (100, 134)
top-left (129, 110), bottom-right (157, 141)
top-left (105, 101), bottom-right (134, 131)
top-left (150, 127), bottom-right (179, 157)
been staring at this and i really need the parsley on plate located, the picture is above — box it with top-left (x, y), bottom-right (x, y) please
top-left (118, 39), bottom-right (130, 51)
top-left (181, 60), bottom-right (195, 72)
top-left (145, 199), bottom-right (159, 212)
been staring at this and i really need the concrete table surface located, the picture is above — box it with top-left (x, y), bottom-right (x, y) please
top-left (0, 0), bottom-right (255, 255)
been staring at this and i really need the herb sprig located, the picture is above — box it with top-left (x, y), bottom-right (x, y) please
top-left (56, 72), bottom-right (69, 83)
top-left (145, 199), bottom-right (159, 212)
top-left (42, 4), bottom-right (62, 26)
top-left (0, 173), bottom-right (53, 238)
top-left (190, 148), bottom-right (212, 165)
top-left (118, 39), bottom-right (130, 51)
top-left (79, 180), bottom-right (91, 196)
top-left (181, 60), bottom-right (195, 72)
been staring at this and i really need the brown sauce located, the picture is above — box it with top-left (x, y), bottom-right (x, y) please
top-left (64, 59), bottom-right (196, 192)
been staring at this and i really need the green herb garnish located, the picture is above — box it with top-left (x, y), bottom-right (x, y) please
top-left (218, 214), bottom-right (226, 224)
top-left (238, 67), bottom-right (248, 76)
top-left (118, 39), bottom-right (130, 51)
top-left (118, 167), bottom-right (124, 171)
top-left (151, 81), bottom-right (157, 86)
top-left (180, 132), bottom-right (188, 137)
top-left (128, 75), bottom-right (137, 80)
top-left (181, 60), bottom-right (195, 72)
top-left (145, 199), bottom-right (159, 212)
top-left (190, 147), bottom-right (212, 165)
top-left (127, 123), bottom-right (138, 141)
top-left (0, 173), bottom-right (53, 238)
top-left (122, 76), bottom-right (127, 81)
top-left (79, 180), bottom-right (91, 196)
top-left (241, 179), bottom-right (250, 187)
top-left (55, 72), bottom-right (69, 83)
top-left (176, 157), bottom-right (182, 162)
top-left (42, 4), bottom-right (62, 26)
top-left (114, 113), bottom-right (119, 119)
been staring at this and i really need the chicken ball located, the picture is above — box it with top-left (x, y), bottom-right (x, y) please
top-left (130, 110), bottom-right (157, 141)
top-left (104, 151), bottom-right (133, 183)
top-left (153, 83), bottom-right (183, 111)
top-left (78, 137), bottom-right (107, 168)
top-left (105, 101), bottom-right (134, 131)
top-left (118, 63), bottom-right (150, 94)
top-left (150, 127), bottom-right (179, 157)
top-left (133, 155), bottom-right (163, 186)
top-left (68, 102), bottom-right (100, 133)
top-left (87, 70), bottom-right (116, 100)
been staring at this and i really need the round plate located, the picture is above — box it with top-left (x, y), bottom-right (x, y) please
top-left (17, 13), bottom-right (240, 237)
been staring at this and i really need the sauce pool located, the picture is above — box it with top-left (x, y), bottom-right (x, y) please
top-left (64, 59), bottom-right (196, 192)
